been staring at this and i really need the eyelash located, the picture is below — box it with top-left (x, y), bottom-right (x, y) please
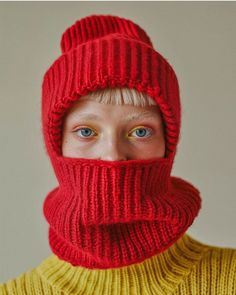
top-left (73, 126), bottom-right (153, 140)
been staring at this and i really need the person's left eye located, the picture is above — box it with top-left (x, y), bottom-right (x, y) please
top-left (128, 127), bottom-right (153, 138)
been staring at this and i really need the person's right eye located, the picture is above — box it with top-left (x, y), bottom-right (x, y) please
top-left (74, 127), bottom-right (97, 138)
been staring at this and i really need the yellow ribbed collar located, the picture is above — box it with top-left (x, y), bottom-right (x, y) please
top-left (36, 233), bottom-right (209, 294)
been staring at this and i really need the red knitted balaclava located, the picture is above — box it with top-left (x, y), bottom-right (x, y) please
top-left (41, 14), bottom-right (202, 269)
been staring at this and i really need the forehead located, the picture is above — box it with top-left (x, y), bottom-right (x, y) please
top-left (63, 99), bottom-right (162, 123)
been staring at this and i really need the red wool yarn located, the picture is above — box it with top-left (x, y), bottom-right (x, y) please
top-left (41, 14), bottom-right (201, 269)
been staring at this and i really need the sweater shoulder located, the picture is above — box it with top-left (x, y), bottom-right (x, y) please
top-left (197, 245), bottom-right (236, 293)
top-left (201, 242), bottom-right (236, 269)
top-left (0, 264), bottom-right (54, 295)
top-left (0, 269), bottom-right (37, 295)
top-left (175, 237), bottom-right (236, 295)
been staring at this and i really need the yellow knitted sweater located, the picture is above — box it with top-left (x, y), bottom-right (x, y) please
top-left (1, 233), bottom-right (236, 295)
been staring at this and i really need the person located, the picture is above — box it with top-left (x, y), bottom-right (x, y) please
top-left (1, 14), bottom-right (236, 295)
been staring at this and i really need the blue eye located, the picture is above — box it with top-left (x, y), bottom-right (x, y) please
top-left (129, 127), bottom-right (152, 138)
top-left (75, 127), bottom-right (97, 138)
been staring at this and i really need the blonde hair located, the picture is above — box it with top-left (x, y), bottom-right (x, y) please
top-left (78, 87), bottom-right (158, 107)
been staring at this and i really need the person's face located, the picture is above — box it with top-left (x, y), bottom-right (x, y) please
top-left (62, 98), bottom-right (165, 160)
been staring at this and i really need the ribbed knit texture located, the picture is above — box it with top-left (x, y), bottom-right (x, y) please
top-left (41, 14), bottom-right (181, 159)
top-left (43, 155), bottom-right (201, 269)
top-left (1, 233), bottom-right (236, 294)
top-left (40, 14), bottom-right (202, 269)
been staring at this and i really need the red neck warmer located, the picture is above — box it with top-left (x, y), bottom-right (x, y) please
top-left (41, 14), bottom-right (202, 269)
top-left (43, 155), bottom-right (201, 269)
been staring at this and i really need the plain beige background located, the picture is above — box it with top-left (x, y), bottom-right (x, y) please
top-left (0, 1), bottom-right (235, 282)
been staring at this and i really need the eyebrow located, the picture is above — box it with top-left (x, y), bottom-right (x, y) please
top-left (77, 111), bottom-right (158, 122)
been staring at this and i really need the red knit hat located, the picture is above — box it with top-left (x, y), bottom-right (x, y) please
top-left (42, 14), bottom-right (180, 160)
top-left (41, 14), bottom-right (201, 269)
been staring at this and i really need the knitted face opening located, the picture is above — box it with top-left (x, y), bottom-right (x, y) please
top-left (61, 87), bottom-right (167, 158)
top-left (43, 84), bottom-right (179, 161)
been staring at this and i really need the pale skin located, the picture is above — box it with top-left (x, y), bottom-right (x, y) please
top-left (62, 98), bottom-right (166, 160)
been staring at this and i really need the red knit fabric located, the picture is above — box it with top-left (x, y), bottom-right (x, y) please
top-left (41, 14), bottom-right (202, 269)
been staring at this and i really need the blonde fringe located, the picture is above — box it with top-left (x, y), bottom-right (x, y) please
top-left (79, 87), bottom-right (158, 107)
